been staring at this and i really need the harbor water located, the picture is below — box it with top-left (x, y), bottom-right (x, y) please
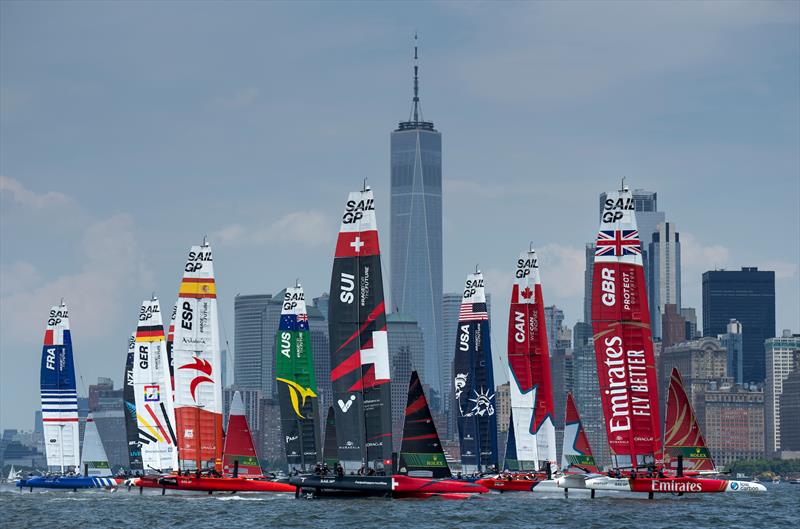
top-left (2, 482), bottom-right (797, 529)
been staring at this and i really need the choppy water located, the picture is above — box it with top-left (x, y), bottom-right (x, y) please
top-left (2, 482), bottom-right (797, 529)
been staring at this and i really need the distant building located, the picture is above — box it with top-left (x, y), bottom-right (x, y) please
top-left (681, 307), bottom-right (699, 340)
top-left (661, 303), bottom-right (686, 348)
top-left (223, 387), bottom-right (263, 436)
top-left (702, 381), bottom-right (765, 468)
top-left (778, 354), bottom-right (800, 456)
top-left (718, 319), bottom-right (744, 384)
top-left (764, 330), bottom-right (800, 457)
top-left (234, 293), bottom-right (284, 398)
top-left (257, 397), bottom-right (284, 470)
top-left (572, 321), bottom-right (609, 467)
top-left (495, 382), bottom-right (511, 433)
top-left (388, 313), bottom-right (423, 451)
top-left (307, 303), bottom-right (331, 417)
top-left (88, 377), bottom-right (114, 412)
top-left (390, 42), bottom-right (443, 402)
top-left (87, 377), bottom-right (127, 470)
top-left (702, 267), bottom-right (775, 383)
top-left (648, 222), bottom-right (681, 340)
top-left (544, 305), bottom-right (565, 354)
top-left (312, 293), bottom-right (329, 322)
top-left (659, 337), bottom-right (728, 425)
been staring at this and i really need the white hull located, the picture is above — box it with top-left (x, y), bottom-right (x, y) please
top-left (585, 476), bottom-right (632, 491)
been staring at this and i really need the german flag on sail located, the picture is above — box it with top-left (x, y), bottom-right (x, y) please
top-left (179, 278), bottom-right (217, 298)
top-left (136, 325), bottom-right (165, 342)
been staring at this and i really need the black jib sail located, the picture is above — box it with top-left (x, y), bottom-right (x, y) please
top-left (322, 406), bottom-right (339, 468)
top-left (328, 185), bottom-right (393, 472)
top-left (123, 333), bottom-right (144, 471)
top-left (397, 371), bottom-right (451, 479)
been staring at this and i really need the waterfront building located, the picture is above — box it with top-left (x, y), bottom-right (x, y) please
top-left (702, 381), bottom-right (765, 467)
top-left (681, 307), bottom-right (699, 339)
top-left (661, 303), bottom-right (686, 348)
top-left (778, 354), bottom-right (800, 456)
top-left (648, 222), bottom-right (681, 339)
top-left (764, 331), bottom-right (800, 457)
top-left (702, 267), bottom-right (775, 383)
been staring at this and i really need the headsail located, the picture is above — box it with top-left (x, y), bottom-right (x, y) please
top-left (397, 371), bottom-right (450, 478)
top-left (561, 393), bottom-right (599, 473)
top-left (133, 297), bottom-right (178, 472)
top-left (222, 391), bottom-right (261, 476)
top-left (663, 368), bottom-right (715, 472)
top-left (172, 242), bottom-right (224, 471)
top-left (276, 285), bottom-right (321, 471)
top-left (40, 302), bottom-right (80, 472)
top-left (328, 186), bottom-right (392, 472)
top-left (80, 414), bottom-right (112, 476)
top-left (123, 332), bottom-right (144, 471)
top-left (322, 406), bottom-right (339, 468)
top-left (505, 248), bottom-right (557, 471)
top-left (591, 186), bottom-right (662, 469)
top-left (453, 271), bottom-right (498, 474)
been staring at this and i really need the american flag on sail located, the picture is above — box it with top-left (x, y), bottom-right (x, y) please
top-left (459, 302), bottom-right (488, 322)
top-left (595, 229), bottom-right (642, 257)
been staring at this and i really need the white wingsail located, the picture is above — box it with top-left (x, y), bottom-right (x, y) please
top-left (133, 297), bottom-right (179, 472)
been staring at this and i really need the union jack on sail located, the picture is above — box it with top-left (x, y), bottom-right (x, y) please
top-left (595, 229), bottom-right (642, 257)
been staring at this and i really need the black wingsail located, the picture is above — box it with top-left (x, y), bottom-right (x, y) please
top-left (322, 406), bottom-right (339, 468)
top-left (123, 333), bottom-right (144, 471)
top-left (328, 186), bottom-right (392, 472)
top-left (398, 371), bottom-right (451, 479)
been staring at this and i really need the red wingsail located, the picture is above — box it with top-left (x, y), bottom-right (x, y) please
top-left (591, 188), bottom-right (662, 469)
top-left (222, 391), bottom-right (262, 477)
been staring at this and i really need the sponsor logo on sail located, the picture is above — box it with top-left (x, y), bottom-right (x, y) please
top-left (277, 377), bottom-right (317, 418)
top-left (178, 356), bottom-right (213, 402)
top-left (651, 480), bottom-right (702, 493)
top-left (338, 394), bottom-right (356, 413)
top-left (144, 385), bottom-right (160, 402)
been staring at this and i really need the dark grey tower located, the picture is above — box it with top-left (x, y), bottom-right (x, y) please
top-left (390, 36), bottom-right (443, 403)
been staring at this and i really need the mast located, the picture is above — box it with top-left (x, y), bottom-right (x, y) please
top-left (172, 241), bottom-right (224, 472)
top-left (591, 183), bottom-right (662, 470)
top-left (40, 301), bottom-right (80, 473)
top-left (328, 185), bottom-right (392, 472)
top-left (453, 270), bottom-right (498, 474)
top-left (276, 283), bottom-right (321, 471)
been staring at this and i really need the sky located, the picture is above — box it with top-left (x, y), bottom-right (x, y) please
top-left (1, 1), bottom-right (798, 431)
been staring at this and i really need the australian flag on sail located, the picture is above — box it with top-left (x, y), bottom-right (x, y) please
top-left (595, 229), bottom-right (642, 257)
top-left (280, 313), bottom-right (309, 332)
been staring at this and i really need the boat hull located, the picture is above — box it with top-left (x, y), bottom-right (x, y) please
top-left (586, 476), bottom-right (767, 493)
top-left (289, 474), bottom-right (487, 498)
top-left (17, 476), bottom-right (121, 490)
top-left (131, 474), bottom-right (294, 493)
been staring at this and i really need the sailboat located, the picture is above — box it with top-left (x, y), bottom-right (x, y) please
top-left (290, 184), bottom-right (395, 496)
top-left (132, 297), bottom-right (179, 473)
top-left (79, 414), bottom-right (117, 485)
top-left (584, 184), bottom-right (765, 495)
top-left (276, 284), bottom-right (321, 471)
top-left (453, 269), bottom-right (499, 475)
top-left (222, 391), bottom-right (262, 477)
top-left (19, 302), bottom-right (122, 491)
top-left (555, 393), bottom-right (604, 495)
top-left (479, 247), bottom-right (560, 492)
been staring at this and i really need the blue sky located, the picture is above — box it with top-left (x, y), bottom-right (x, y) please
top-left (1, 1), bottom-right (798, 430)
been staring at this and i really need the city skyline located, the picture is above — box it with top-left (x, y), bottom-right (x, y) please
top-left (1, 1), bottom-right (799, 430)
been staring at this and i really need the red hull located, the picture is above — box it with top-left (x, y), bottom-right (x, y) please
top-left (630, 476), bottom-right (726, 493)
top-left (476, 474), bottom-right (545, 492)
top-left (392, 475), bottom-right (488, 495)
top-left (133, 474), bottom-right (294, 493)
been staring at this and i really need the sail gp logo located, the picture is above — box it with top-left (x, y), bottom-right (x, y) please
top-left (276, 377), bottom-right (317, 418)
top-left (179, 356), bottom-right (213, 401)
top-left (338, 395), bottom-right (356, 413)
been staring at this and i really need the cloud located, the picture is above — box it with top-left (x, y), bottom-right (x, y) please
top-left (0, 261), bottom-right (41, 297)
top-left (0, 214), bottom-right (154, 342)
top-left (216, 87), bottom-right (259, 109)
top-left (680, 232), bottom-right (730, 272)
top-left (0, 175), bottom-right (72, 209)
top-left (536, 243), bottom-right (587, 299)
top-left (213, 210), bottom-right (332, 247)
top-left (754, 260), bottom-right (797, 280)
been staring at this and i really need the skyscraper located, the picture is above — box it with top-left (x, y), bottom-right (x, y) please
top-left (544, 305), bottom-right (565, 353)
top-left (234, 293), bottom-right (283, 398)
top-left (779, 354), bottom-right (800, 455)
top-left (702, 267), bottom-right (776, 383)
top-left (390, 38), bottom-right (443, 402)
top-left (718, 319), bottom-right (743, 384)
top-left (661, 303), bottom-right (686, 348)
top-left (648, 222), bottom-right (681, 339)
top-left (387, 313), bottom-right (424, 451)
top-left (764, 330), bottom-right (800, 457)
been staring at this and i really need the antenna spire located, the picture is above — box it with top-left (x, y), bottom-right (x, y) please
top-left (412, 32), bottom-right (420, 123)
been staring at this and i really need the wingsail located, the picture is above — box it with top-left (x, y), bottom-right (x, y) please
top-left (397, 371), bottom-right (450, 478)
top-left (663, 368), bottom-right (715, 473)
top-left (561, 393), bottom-right (599, 473)
top-left (80, 414), bottom-right (112, 477)
top-left (222, 391), bottom-right (262, 477)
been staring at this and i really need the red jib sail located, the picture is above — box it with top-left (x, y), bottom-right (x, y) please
top-left (222, 391), bottom-right (262, 477)
top-left (663, 368), bottom-right (715, 472)
top-left (560, 393), bottom-right (599, 473)
top-left (591, 186), bottom-right (662, 469)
